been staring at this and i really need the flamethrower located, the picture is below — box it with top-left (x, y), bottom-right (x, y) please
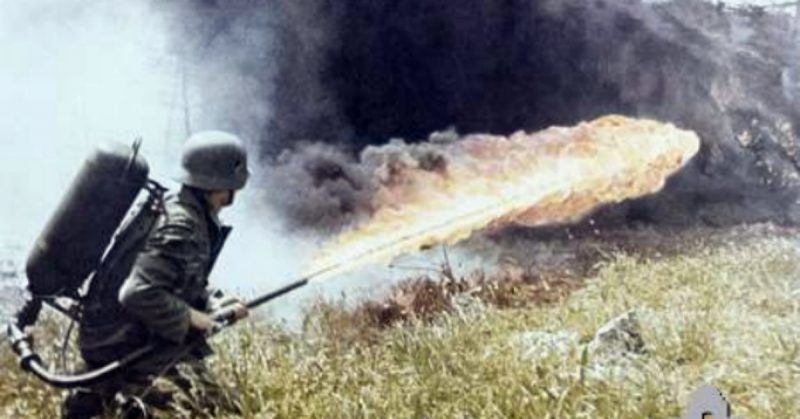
top-left (3, 190), bottom-right (550, 389)
top-left (6, 274), bottom-right (314, 389)
top-left (3, 138), bottom-right (327, 390)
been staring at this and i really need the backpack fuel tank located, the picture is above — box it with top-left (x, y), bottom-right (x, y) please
top-left (25, 141), bottom-right (149, 296)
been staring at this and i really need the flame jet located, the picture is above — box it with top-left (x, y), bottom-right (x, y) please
top-left (307, 115), bottom-right (700, 281)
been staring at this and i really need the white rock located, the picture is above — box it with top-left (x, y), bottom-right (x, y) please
top-left (589, 310), bottom-right (646, 359)
top-left (513, 330), bottom-right (580, 360)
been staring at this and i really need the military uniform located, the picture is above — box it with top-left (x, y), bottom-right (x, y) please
top-left (67, 188), bottom-right (236, 418)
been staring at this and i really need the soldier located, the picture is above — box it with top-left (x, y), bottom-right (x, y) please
top-left (64, 131), bottom-right (251, 418)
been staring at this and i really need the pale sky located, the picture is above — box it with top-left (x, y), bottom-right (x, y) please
top-left (0, 1), bottom-right (183, 240)
top-left (648, 0), bottom-right (797, 6)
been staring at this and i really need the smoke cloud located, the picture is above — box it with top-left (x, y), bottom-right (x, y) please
top-left (252, 0), bottom-right (800, 229)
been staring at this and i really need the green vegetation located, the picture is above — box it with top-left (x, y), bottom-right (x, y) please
top-left (3, 230), bottom-right (800, 418)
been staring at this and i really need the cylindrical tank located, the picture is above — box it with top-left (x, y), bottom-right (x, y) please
top-left (26, 142), bottom-right (149, 296)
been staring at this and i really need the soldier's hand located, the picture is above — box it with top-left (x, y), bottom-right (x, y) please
top-left (211, 301), bottom-right (249, 325)
top-left (230, 301), bottom-right (249, 321)
top-left (189, 308), bottom-right (215, 332)
top-left (207, 290), bottom-right (248, 317)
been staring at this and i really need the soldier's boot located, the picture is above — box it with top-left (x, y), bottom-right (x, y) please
top-left (61, 388), bottom-right (105, 419)
top-left (114, 393), bottom-right (150, 419)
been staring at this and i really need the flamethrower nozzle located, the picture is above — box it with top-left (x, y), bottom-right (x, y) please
top-left (6, 322), bottom-right (41, 372)
top-left (244, 277), bottom-right (310, 310)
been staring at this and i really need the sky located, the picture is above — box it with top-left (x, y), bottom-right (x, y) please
top-left (0, 1), bottom-right (184, 241)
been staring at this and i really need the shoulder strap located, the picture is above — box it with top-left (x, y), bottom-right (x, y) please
top-left (82, 182), bottom-right (166, 305)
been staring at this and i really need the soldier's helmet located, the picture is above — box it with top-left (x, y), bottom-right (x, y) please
top-left (176, 131), bottom-right (250, 191)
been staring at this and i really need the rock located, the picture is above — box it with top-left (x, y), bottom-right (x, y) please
top-left (511, 311), bottom-right (647, 382)
top-left (580, 310), bottom-right (648, 381)
top-left (589, 310), bottom-right (646, 359)
top-left (513, 330), bottom-right (580, 360)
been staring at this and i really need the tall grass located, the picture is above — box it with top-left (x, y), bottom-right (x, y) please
top-left (209, 234), bottom-right (800, 418)
top-left (2, 229), bottom-right (799, 417)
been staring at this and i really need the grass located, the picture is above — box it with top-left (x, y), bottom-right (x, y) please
top-left (3, 227), bottom-right (800, 417)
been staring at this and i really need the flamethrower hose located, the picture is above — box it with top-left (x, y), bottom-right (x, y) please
top-left (6, 276), bottom-right (313, 389)
top-left (6, 321), bottom-right (156, 389)
top-left (8, 221), bottom-right (448, 388)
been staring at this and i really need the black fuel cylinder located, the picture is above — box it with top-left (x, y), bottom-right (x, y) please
top-left (25, 142), bottom-right (149, 296)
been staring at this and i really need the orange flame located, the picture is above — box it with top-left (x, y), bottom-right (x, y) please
top-left (306, 115), bottom-right (700, 281)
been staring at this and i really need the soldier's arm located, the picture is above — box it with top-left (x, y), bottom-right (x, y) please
top-left (118, 222), bottom-right (202, 344)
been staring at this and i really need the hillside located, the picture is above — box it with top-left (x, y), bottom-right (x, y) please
top-left (2, 224), bottom-right (799, 418)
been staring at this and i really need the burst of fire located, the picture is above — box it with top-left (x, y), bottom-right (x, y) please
top-left (306, 115), bottom-right (700, 281)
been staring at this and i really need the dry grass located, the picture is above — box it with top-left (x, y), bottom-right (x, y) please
top-left (303, 266), bottom-right (579, 347)
top-left (209, 230), bottom-right (800, 418)
top-left (2, 227), bottom-right (800, 417)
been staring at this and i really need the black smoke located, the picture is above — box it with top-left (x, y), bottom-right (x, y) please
top-left (159, 0), bottom-right (800, 229)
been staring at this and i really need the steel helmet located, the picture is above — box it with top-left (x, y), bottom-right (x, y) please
top-left (175, 131), bottom-right (250, 191)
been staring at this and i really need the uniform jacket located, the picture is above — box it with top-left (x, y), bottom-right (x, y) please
top-left (79, 187), bottom-right (229, 367)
